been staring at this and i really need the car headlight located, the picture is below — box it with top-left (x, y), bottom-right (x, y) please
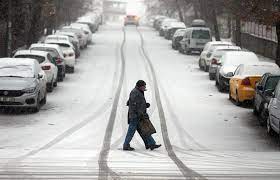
top-left (22, 87), bottom-right (36, 93)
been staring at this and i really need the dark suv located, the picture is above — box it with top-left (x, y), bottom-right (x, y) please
top-left (254, 73), bottom-right (280, 125)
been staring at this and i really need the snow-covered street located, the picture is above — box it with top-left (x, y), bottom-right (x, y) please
top-left (1, 24), bottom-right (280, 179)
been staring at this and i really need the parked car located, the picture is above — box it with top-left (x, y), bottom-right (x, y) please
top-left (153, 16), bottom-right (167, 30)
top-left (172, 29), bottom-right (187, 50)
top-left (267, 81), bottom-right (280, 136)
top-left (229, 62), bottom-right (280, 106)
top-left (124, 15), bottom-right (139, 26)
top-left (14, 50), bottom-right (58, 92)
top-left (159, 18), bottom-right (178, 36)
top-left (164, 22), bottom-right (186, 40)
top-left (216, 51), bottom-right (259, 92)
top-left (61, 26), bottom-right (88, 48)
top-left (70, 23), bottom-right (93, 44)
top-left (55, 31), bottom-right (81, 57)
top-left (0, 58), bottom-right (47, 112)
top-left (45, 39), bottom-right (76, 73)
top-left (199, 41), bottom-right (233, 71)
top-left (179, 27), bottom-right (212, 55)
top-left (254, 73), bottom-right (280, 126)
top-left (30, 43), bottom-right (66, 82)
top-left (208, 46), bottom-right (241, 80)
top-left (77, 16), bottom-right (98, 33)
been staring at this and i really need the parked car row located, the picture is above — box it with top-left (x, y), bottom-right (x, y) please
top-left (152, 15), bottom-right (280, 139)
top-left (0, 13), bottom-right (101, 113)
top-left (197, 35), bottom-right (280, 138)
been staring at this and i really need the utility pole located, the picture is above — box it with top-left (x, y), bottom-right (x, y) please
top-left (7, 0), bottom-right (12, 57)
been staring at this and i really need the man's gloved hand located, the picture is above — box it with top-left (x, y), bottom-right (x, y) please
top-left (146, 103), bottom-right (150, 108)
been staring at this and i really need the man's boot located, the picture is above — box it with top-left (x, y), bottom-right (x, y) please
top-left (149, 144), bottom-right (161, 150)
top-left (123, 144), bottom-right (135, 151)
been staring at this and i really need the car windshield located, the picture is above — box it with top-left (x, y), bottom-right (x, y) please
top-left (0, 64), bottom-right (34, 78)
top-left (31, 47), bottom-right (59, 58)
top-left (243, 66), bottom-right (280, 76)
top-left (15, 55), bottom-right (45, 64)
top-left (49, 43), bottom-right (70, 48)
top-left (265, 76), bottom-right (280, 90)
top-left (192, 30), bottom-right (210, 39)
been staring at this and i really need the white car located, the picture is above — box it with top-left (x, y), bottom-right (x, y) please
top-left (14, 50), bottom-right (58, 92)
top-left (45, 40), bottom-right (76, 73)
top-left (61, 26), bottom-right (88, 49)
top-left (208, 46), bottom-right (241, 80)
top-left (199, 41), bottom-right (233, 71)
top-left (159, 18), bottom-right (178, 36)
top-left (70, 23), bottom-right (92, 43)
top-left (55, 31), bottom-right (81, 57)
top-left (29, 43), bottom-right (66, 82)
top-left (0, 58), bottom-right (47, 112)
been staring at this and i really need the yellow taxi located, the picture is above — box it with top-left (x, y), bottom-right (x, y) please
top-left (229, 62), bottom-right (280, 105)
top-left (124, 15), bottom-right (139, 26)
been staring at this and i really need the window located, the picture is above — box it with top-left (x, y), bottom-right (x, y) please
top-left (192, 30), bottom-right (210, 39)
top-left (15, 55), bottom-right (45, 64)
top-left (265, 77), bottom-right (280, 91)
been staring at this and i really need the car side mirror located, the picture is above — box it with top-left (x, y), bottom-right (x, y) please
top-left (38, 74), bottom-right (43, 79)
top-left (227, 72), bottom-right (234, 77)
top-left (257, 85), bottom-right (264, 91)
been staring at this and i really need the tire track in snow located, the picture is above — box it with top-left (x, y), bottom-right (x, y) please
top-left (136, 27), bottom-right (207, 180)
top-left (97, 27), bottom-right (126, 180)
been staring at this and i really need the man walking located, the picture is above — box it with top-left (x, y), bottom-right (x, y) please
top-left (123, 80), bottom-right (161, 151)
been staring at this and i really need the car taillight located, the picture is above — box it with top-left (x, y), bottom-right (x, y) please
top-left (211, 58), bottom-right (218, 65)
top-left (241, 77), bottom-right (251, 86)
top-left (42, 65), bottom-right (51, 70)
top-left (56, 58), bottom-right (63, 64)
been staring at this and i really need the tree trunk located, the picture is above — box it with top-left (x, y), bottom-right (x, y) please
top-left (175, 0), bottom-right (184, 22)
top-left (234, 0), bottom-right (242, 47)
top-left (276, 21), bottom-right (280, 66)
top-left (227, 14), bottom-right (232, 38)
top-left (211, 7), bottom-right (220, 41)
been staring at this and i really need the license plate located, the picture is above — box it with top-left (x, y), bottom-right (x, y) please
top-left (0, 97), bottom-right (15, 102)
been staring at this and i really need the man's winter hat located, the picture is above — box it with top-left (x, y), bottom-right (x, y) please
top-left (136, 80), bottom-right (146, 87)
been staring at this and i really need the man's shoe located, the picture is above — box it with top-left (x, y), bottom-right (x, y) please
top-left (123, 145), bottom-right (135, 151)
top-left (145, 145), bottom-right (149, 150)
top-left (149, 144), bottom-right (161, 150)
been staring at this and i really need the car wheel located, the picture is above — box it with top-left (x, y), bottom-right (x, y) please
top-left (218, 81), bottom-right (224, 92)
top-left (235, 91), bottom-right (242, 106)
top-left (259, 105), bottom-right (268, 126)
top-left (53, 79), bottom-right (57, 87)
top-left (229, 89), bottom-right (232, 100)
top-left (32, 95), bottom-right (41, 113)
top-left (253, 102), bottom-right (258, 115)
top-left (267, 116), bottom-right (274, 136)
top-left (47, 80), bottom-right (54, 93)
top-left (41, 92), bottom-right (47, 105)
top-left (209, 74), bottom-right (215, 80)
top-left (204, 65), bottom-right (209, 72)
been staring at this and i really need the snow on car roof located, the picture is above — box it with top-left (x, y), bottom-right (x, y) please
top-left (169, 22), bottom-right (186, 28)
top-left (14, 50), bottom-right (48, 57)
top-left (0, 58), bottom-right (36, 67)
top-left (207, 41), bottom-right (233, 45)
top-left (46, 35), bottom-right (69, 39)
top-left (30, 43), bottom-right (60, 49)
top-left (214, 46), bottom-right (241, 51)
top-left (45, 39), bottom-right (72, 46)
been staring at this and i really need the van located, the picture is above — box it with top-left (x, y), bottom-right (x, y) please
top-left (179, 27), bottom-right (212, 54)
